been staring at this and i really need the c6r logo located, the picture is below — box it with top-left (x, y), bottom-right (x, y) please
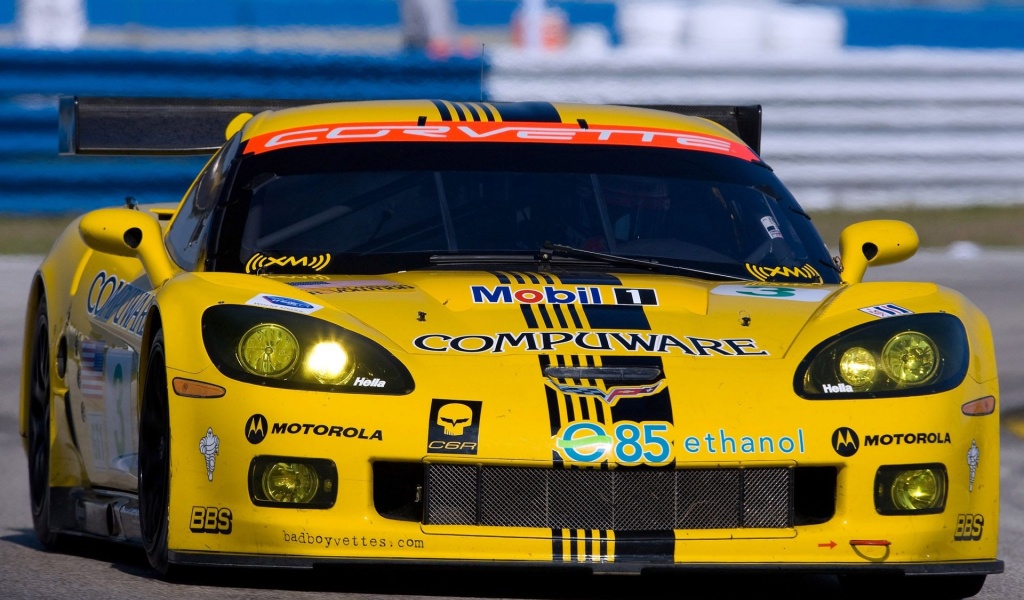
top-left (554, 420), bottom-right (672, 466)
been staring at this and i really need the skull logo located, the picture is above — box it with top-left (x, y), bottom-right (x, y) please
top-left (437, 402), bottom-right (473, 436)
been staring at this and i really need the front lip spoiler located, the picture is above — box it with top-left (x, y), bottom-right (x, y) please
top-left (168, 551), bottom-right (1004, 576)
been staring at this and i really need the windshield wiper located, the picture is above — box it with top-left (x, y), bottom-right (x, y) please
top-left (543, 242), bottom-right (749, 281)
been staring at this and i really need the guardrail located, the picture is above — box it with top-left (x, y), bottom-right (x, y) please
top-left (0, 48), bottom-right (487, 213)
top-left (489, 48), bottom-right (1024, 210)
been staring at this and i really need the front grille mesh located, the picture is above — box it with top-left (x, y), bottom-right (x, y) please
top-left (424, 465), bottom-right (793, 530)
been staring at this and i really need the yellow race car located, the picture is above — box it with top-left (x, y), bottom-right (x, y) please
top-left (21, 97), bottom-right (1001, 597)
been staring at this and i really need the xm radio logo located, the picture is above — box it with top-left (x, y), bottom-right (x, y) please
top-left (745, 263), bottom-right (822, 283)
top-left (246, 253), bottom-right (332, 273)
top-left (545, 380), bottom-right (665, 406)
top-left (831, 426), bottom-right (860, 457)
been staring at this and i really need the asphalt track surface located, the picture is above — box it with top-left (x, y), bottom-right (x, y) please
top-left (1, 250), bottom-right (1021, 599)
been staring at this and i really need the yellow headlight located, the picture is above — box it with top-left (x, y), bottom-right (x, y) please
top-left (890, 468), bottom-right (943, 511)
top-left (881, 331), bottom-right (938, 384)
top-left (261, 462), bottom-right (319, 503)
top-left (305, 341), bottom-right (352, 384)
top-left (839, 346), bottom-right (877, 387)
top-left (237, 324), bottom-right (299, 378)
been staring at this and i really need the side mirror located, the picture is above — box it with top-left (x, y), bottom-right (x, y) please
top-left (79, 208), bottom-right (177, 287)
top-left (838, 220), bottom-right (918, 284)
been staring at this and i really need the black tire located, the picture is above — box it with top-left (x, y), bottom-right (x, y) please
top-left (840, 573), bottom-right (987, 599)
top-left (139, 329), bottom-right (173, 576)
top-left (27, 296), bottom-right (60, 548)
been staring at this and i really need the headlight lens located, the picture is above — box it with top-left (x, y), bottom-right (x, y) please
top-left (262, 462), bottom-right (319, 503)
top-left (249, 455), bottom-right (338, 508)
top-left (796, 313), bottom-right (968, 399)
top-left (839, 346), bottom-right (876, 387)
top-left (874, 464), bottom-right (947, 515)
top-left (304, 341), bottom-right (353, 384)
top-left (237, 324), bottom-right (299, 377)
top-left (202, 305), bottom-right (414, 394)
top-left (881, 332), bottom-right (937, 384)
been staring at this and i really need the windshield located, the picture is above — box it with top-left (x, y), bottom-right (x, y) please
top-left (213, 142), bottom-right (838, 284)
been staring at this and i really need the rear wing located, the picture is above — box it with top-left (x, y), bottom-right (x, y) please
top-left (59, 96), bottom-right (762, 156)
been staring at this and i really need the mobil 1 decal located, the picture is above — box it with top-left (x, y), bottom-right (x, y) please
top-left (427, 399), bottom-right (483, 455)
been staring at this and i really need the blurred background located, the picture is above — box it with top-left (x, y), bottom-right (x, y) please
top-left (1, 0), bottom-right (1023, 250)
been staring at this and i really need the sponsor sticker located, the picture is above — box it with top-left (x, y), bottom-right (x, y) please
top-left (289, 279), bottom-right (415, 294)
top-left (190, 506), bottom-right (233, 534)
top-left (471, 284), bottom-right (657, 306)
top-left (678, 428), bottom-right (806, 456)
top-left (545, 380), bottom-right (665, 406)
top-left (860, 304), bottom-right (913, 318)
top-left (830, 426), bottom-right (952, 457)
top-left (199, 427), bottom-right (220, 482)
top-left (712, 284), bottom-right (832, 302)
top-left (245, 253), bottom-right (331, 273)
top-left (745, 263), bottom-right (822, 283)
top-left (953, 514), bottom-right (984, 541)
top-left (427, 399), bottom-right (482, 455)
top-left (413, 331), bottom-right (767, 356)
top-left (554, 420), bottom-right (673, 465)
top-left (245, 294), bottom-right (322, 315)
top-left (244, 415), bottom-right (383, 444)
top-left (967, 439), bottom-right (979, 491)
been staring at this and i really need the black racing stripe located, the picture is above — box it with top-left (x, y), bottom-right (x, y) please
top-left (525, 272), bottom-right (540, 284)
top-left (552, 528), bottom-right (563, 561)
top-left (538, 305), bottom-right (554, 329)
top-left (552, 304), bottom-right (569, 329)
top-left (490, 271), bottom-right (510, 284)
top-left (539, 272), bottom-right (555, 284)
top-left (600, 531), bottom-right (609, 560)
top-left (510, 271), bottom-right (526, 284)
top-left (585, 533), bottom-right (594, 562)
top-left (570, 529), bottom-right (580, 561)
top-left (491, 101), bottom-right (562, 123)
top-left (582, 305), bottom-right (651, 330)
top-left (431, 100), bottom-right (453, 121)
top-left (566, 304), bottom-right (583, 328)
top-left (614, 531), bottom-right (674, 563)
top-left (477, 102), bottom-right (497, 121)
top-left (451, 101), bottom-right (468, 121)
top-left (520, 304), bottom-right (538, 329)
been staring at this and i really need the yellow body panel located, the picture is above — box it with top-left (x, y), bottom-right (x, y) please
top-left (20, 99), bottom-right (1000, 577)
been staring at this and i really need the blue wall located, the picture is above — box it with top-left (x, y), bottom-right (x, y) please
top-left (0, 48), bottom-right (488, 214)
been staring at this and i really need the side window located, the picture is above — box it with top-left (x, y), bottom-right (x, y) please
top-left (165, 132), bottom-right (240, 270)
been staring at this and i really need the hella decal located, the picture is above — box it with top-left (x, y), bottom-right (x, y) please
top-left (471, 285), bottom-right (657, 306)
top-left (245, 294), bottom-right (322, 315)
top-left (352, 377), bottom-right (386, 388)
top-left (822, 383), bottom-right (854, 394)
top-left (545, 380), bottom-right (665, 406)
top-left (413, 331), bottom-right (767, 356)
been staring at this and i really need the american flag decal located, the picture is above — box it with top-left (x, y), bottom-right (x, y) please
top-left (859, 304), bottom-right (913, 319)
top-left (80, 339), bottom-right (105, 398)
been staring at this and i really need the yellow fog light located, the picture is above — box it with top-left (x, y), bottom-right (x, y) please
top-left (881, 331), bottom-right (937, 384)
top-left (304, 341), bottom-right (352, 384)
top-left (839, 346), bottom-right (877, 387)
top-left (891, 468), bottom-right (943, 511)
top-left (237, 324), bottom-right (299, 378)
top-left (261, 462), bottom-right (319, 504)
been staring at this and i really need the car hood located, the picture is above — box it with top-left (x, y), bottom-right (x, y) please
top-left (248, 270), bottom-right (853, 360)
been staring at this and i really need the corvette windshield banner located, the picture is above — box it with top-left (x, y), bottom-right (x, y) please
top-left (244, 121), bottom-right (757, 161)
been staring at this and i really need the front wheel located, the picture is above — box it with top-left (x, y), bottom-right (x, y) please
top-left (139, 329), bottom-right (172, 575)
top-left (27, 296), bottom-right (59, 548)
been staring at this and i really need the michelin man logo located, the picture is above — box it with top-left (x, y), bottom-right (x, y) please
top-left (967, 439), bottom-right (979, 492)
top-left (199, 427), bottom-right (220, 482)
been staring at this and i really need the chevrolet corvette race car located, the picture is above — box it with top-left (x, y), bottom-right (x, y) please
top-left (22, 97), bottom-right (1000, 597)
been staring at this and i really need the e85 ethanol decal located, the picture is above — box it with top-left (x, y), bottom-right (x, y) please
top-left (554, 420), bottom-right (672, 466)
